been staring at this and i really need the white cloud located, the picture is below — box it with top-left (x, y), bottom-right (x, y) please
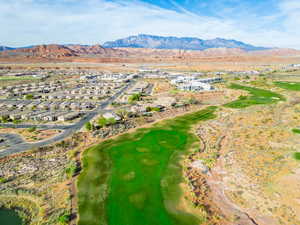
top-left (0, 0), bottom-right (299, 49)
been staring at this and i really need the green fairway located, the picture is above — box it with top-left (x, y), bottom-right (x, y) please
top-left (292, 128), bottom-right (300, 134)
top-left (293, 152), bottom-right (300, 161)
top-left (224, 83), bottom-right (285, 108)
top-left (77, 106), bottom-right (217, 225)
top-left (274, 81), bottom-right (300, 91)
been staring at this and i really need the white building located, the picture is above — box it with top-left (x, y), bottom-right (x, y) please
top-left (178, 81), bottom-right (212, 91)
top-left (103, 112), bottom-right (121, 121)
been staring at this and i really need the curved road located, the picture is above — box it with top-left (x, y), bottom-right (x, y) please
top-left (0, 81), bottom-right (135, 158)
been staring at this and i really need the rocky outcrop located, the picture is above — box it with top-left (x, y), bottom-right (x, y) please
top-left (1, 44), bottom-right (78, 58)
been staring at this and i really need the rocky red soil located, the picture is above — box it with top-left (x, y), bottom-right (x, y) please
top-left (1, 44), bottom-right (78, 58)
top-left (1, 44), bottom-right (300, 63)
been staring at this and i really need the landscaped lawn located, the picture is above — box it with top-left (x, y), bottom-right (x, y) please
top-left (274, 81), bottom-right (300, 91)
top-left (77, 106), bottom-right (217, 225)
top-left (224, 83), bottom-right (285, 108)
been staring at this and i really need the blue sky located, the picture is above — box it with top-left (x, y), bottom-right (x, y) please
top-left (1, 0), bottom-right (299, 48)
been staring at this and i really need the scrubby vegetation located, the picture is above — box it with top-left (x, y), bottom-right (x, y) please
top-left (85, 122), bottom-right (93, 131)
top-left (0, 132), bottom-right (88, 225)
top-left (27, 127), bottom-right (37, 133)
top-left (57, 212), bottom-right (71, 225)
top-left (25, 94), bottom-right (34, 100)
top-left (128, 93), bottom-right (142, 103)
top-left (97, 116), bottom-right (117, 127)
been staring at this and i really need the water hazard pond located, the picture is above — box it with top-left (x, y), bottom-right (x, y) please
top-left (0, 209), bottom-right (22, 225)
top-left (77, 107), bottom-right (217, 225)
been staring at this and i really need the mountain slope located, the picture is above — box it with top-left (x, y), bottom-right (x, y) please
top-left (103, 34), bottom-right (268, 51)
top-left (1, 44), bottom-right (78, 58)
top-left (67, 44), bottom-right (128, 57)
top-left (0, 44), bottom-right (129, 58)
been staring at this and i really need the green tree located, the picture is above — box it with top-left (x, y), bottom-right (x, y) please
top-left (85, 122), bottom-right (92, 131)
top-left (117, 109), bottom-right (130, 121)
top-left (107, 118), bottom-right (116, 125)
top-left (98, 116), bottom-right (108, 127)
top-left (188, 97), bottom-right (198, 105)
top-left (128, 93), bottom-right (141, 103)
top-left (65, 161), bottom-right (77, 178)
top-left (0, 115), bottom-right (9, 123)
top-left (146, 106), bottom-right (152, 112)
top-left (13, 119), bottom-right (21, 124)
top-left (58, 213), bottom-right (70, 225)
top-left (0, 177), bottom-right (7, 183)
top-left (27, 126), bottom-right (37, 132)
top-left (25, 94), bottom-right (34, 100)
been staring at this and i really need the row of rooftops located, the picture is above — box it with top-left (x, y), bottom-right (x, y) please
top-left (2, 110), bottom-right (83, 122)
top-left (0, 100), bottom-right (96, 111)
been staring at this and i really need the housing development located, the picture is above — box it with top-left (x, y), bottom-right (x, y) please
top-left (1, 2), bottom-right (300, 224)
top-left (1, 58), bottom-right (300, 225)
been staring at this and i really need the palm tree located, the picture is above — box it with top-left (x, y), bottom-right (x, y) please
top-left (117, 109), bottom-right (130, 122)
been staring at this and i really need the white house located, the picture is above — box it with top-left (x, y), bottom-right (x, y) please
top-left (178, 82), bottom-right (212, 91)
top-left (103, 112), bottom-right (121, 121)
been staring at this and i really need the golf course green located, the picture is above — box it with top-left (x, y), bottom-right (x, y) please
top-left (224, 83), bottom-right (285, 108)
top-left (77, 106), bottom-right (217, 225)
top-left (274, 81), bottom-right (300, 91)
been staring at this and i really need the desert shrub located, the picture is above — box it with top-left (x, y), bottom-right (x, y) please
top-left (65, 161), bottom-right (77, 178)
top-left (27, 127), bottom-right (36, 132)
top-left (146, 106), bottom-right (161, 112)
top-left (107, 118), bottom-right (116, 125)
top-left (97, 116), bottom-right (116, 127)
top-left (25, 94), bottom-right (34, 100)
top-left (13, 119), bottom-right (21, 124)
top-left (0, 177), bottom-right (7, 183)
top-left (128, 93), bottom-right (141, 103)
top-left (58, 213), bottom-right (70, 225)
top-left (85, 122), bottom-right (92, 131)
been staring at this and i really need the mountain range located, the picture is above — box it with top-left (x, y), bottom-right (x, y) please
top-left (0, 46), bottom-right (15, 51)
top-left (1, 35), bottom-right (299, 62)
top-left (103, 34), bottom-right (268, 51)
top-left (1, 34), bottom-right (269, 53)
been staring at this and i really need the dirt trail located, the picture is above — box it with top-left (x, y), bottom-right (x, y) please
top-left (207, 132), bottom-right (279, 225)
top-left (188, 119), bottom-right (280, 225)
top-left (186, 125), bottom-right (265, 225)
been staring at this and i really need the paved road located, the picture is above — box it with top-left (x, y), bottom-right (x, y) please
top-left (0, 133), bottom-right (24, 146)
top-left (0, 123), bottom-right (72, 130)
top-left (0, 81), bottom-right (135, 158)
